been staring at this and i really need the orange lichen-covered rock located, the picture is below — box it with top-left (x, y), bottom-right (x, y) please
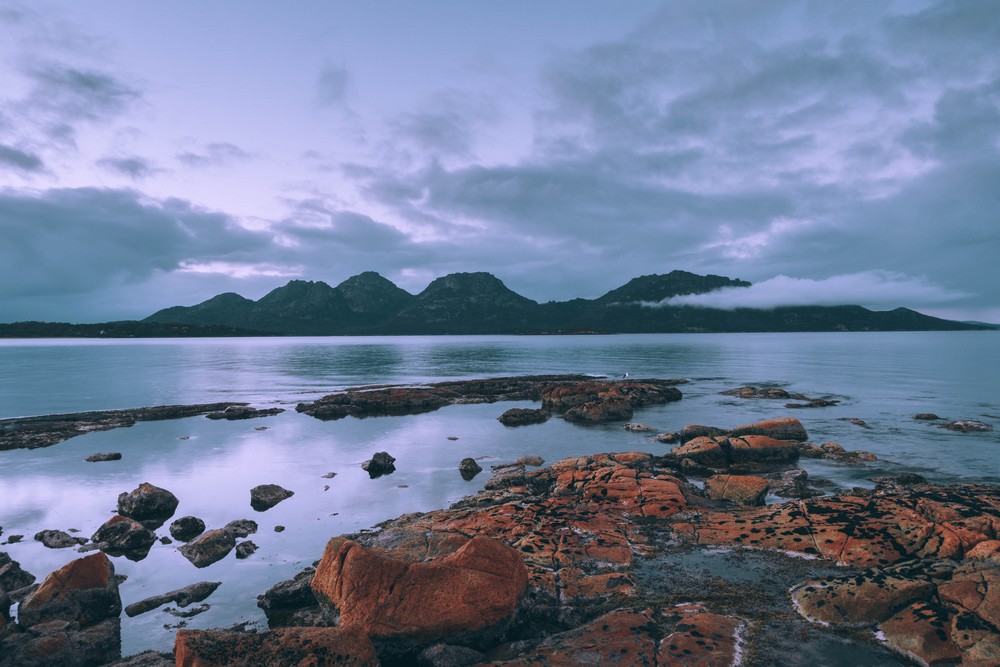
top-left (879, 600), bottom-right (963, 666)
top-left (659, 603), bottom-right (745, 667)
top-left (311, 535), bottom-right (527, 641)
top-left (17, 552), bottom-right (121, 628)
top-left (729, 417), bottom-right (808, 441)
top-left (705, 474), bottom-right (770, 506)
top-left (175, 625), bottom-right (377, 666)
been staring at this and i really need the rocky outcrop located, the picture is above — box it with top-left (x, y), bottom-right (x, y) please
top-left (659, 416), bottom-right (808, 444)
top-left (311, 535), bottom-right (528, 645)
top-left (249, 484), bottom-right (294, 512)
top-left (0, 403), bottom-right (245, 451)
top-left (125, 581), bottom-right (221, 618)
top-left (222, 519), bottom-right (258, 538)
top-left (174, 625), bottom-right (377, 666)
top-left (940, 419), bottom-right (993, 432)
top-left (296, 375), bottom-right (683, 421)
top-left (564, 396), bottom-right (633, 423)
top-left (497, 407), bottom-right (549, 426)
top-left (235, 542), bottom-right (257, 559)
top-left (205, 405), bottom-right (284, 420)
top-left (361, 452), bottom-right (396, 478)
top-left (117, 483), bottom-right (179, 524)
top-left (91, 516), bottom-right (156, 560)
top-left (179, 530), bottom-right (236, 568)
top-left (798, 440), bottom-right (878, 462)
top-left (672, 434), bottom-right (801, 468)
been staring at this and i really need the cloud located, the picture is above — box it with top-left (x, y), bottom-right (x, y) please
top-left (176, 142), bottom-right (254, 168)
top-left (389, 92), bottom-right (500, 159)
top-left (663, 271), bottom-right (970, 310)
top-left (0, 144), bottom-right (44, 172)
top-left (0, 187), bottom-right (270, 303)
top-left (96, 154), bottom-right (163, 179)
top-left (316, 63), bottom-right (351, 107)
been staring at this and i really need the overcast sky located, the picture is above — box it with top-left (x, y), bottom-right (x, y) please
top-left (1, 0), bottom-right (998, 323)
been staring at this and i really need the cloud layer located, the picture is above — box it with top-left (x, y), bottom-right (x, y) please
top-left (0, 1), bottom-right (997, 323)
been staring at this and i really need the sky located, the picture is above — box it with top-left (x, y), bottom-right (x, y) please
top-left (1, 0), bottom-right (998, 324)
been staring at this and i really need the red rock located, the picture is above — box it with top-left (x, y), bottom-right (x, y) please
top-left (487, 608), bottom-right (660, 666)
top-left (879, 601), bottom-right (962, 666)
top-left (705, 474), bottom-right (769, 506)
top-left (791, 571), bottom-right (936, 628)
top-left (311, 535), bottom-right (527, 641)
top-left (563, 397), bottom-right (633, 423)
top-left (966, 539), bottom-right (1000, 564)
top-left (17, 552), bottom-right (121, 628)
top-left (729, 417), bottom-right (808, 441)
top-left (672, 436), bottom-right (728, 466)
top-left (175, 625), bottom-right (377, 666)
top-left (938, 562), bottom-right (1000, 629)
top-left (659, 603), bottom-right (744, 667)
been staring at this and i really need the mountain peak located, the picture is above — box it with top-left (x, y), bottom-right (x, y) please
top-left (597, 272), bottom-right (751, 304)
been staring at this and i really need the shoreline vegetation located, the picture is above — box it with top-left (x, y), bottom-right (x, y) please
top-left (0, 375), bottom-right (997, 665)
top-left (2, 271), bottom-right (993, 338)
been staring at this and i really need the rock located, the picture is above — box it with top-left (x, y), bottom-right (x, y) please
top-left (34, 530), bottom-right (87, 549)
top-left (672, 435), bottom-right (800, 468)
top-left (515, 455), bottom-right (544, 467)
top-left (704, 474), bottom-right (770, 506)
top-left (786, 398), bottom-right (840, 408)
top-left (222, 519), bottom-right (258, 538)
top-left (564, 397), bottom-right (633, 423)
top-left (660, 603), bottom-right (745, 666)
top-left (870, 472), bottom-right (928, 491)
top-left (458, 458), bottom-right (483, 481)
top-left (3, 534), bottom-right (23, 544)
top-left (418, 642), bottom-right (484, 666)
top-left (729, 417), bottom-right (809, 441)
top-left (0, 402), bottom-right (246, 452)
top-left (361, 452), bottom-right (396, 478)
top-left (1, 552), bottom-right (37, 594)
top-left (169, 517), bottom-right (206, 542)
top-left (174, 625), bottom-right (377, 666)
top-left (256, 567), bottom-right (320, 626)
top-left (18, 552), bottom-right (121, 628)
top-left (844, 417), bottom-right (870, 428)
top-left (497, 408), bottom-right (549, 427)
top-left (274, 525), bottom-right (285, 532)
top-left (205, 405), bottom-right (284, 420)
top-left (940, 419), bottom-right (993, 432)
top-left (0, 617), bottom-right (122, 667)
top-left (913, 413), bottom-right (941, 420)
top-left (235, 541), bottom-right (257, 559)
top-left (117, 483), bottom-right (179, 523)
top-left (311, 535), bottom-right (528, 643)
top-left (484, 462), bottom-right (526, 490)
top-left (178, 529), bottom-right (236, 568)
top-left (321, 472), bottom-right (337, 478)
top-left (766, 468), bottom-right (825, 499)
top-left (721, 386), bottom-right (792, 399)
top-left (249, 484), bottom-right (294, 512)
top-left (623, 422), bottom-right (654, 432)
top-left (103, 650), bottom-right (175, 666)
top-left (91, 516), bottom-right (156, 560)
top-left (656, 424), bottom-right (728, 444)
top-left (879, 600), bottom-right (963, 666)
top-left (85, 452), bottom-right (122, 462)
top-left (124, 581), bottom-right (221, 617)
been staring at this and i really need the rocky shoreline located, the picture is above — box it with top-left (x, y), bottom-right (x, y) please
top-left (1, 376), bottom-right (997, 665)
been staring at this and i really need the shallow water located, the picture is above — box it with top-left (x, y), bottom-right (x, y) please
top-left (0, 332), bottom-right (997, 655)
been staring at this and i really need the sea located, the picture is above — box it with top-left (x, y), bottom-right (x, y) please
top-left (1, 331), bottom-right (997, 656)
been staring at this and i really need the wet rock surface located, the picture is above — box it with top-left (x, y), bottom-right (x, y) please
top-left (169, 516), bottom-right (206, 542)
top-left (234, 447), bottom-right (999, 666)
top-left (91, 516), bottom-right (156, 561)
top-left (940, 419), bottom-right (993, 432)
top-left (0, 402), bottom-right (245, 451)
top-left (458, 457), bottom-right (483, 480)
top-left (34, 529), bottom-right (88, 549)
top-left (86, 452), bottom-right (122, 462)
top-left (178, 530), bottom-right (237, 568)
top-left (204, 405), bottom-right (284, 420)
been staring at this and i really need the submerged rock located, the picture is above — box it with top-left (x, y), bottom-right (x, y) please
top-left (250, 484), bottom-right (294, 512)
top-left (940, 419), bottom-right (993, 432)
top-left (235, 541), bottom-right (258, 560)
top-left (361, 452), bottom-right (396, 478)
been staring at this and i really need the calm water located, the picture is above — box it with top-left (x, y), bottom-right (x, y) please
top-left (1, 332), bottom-right (997, 656)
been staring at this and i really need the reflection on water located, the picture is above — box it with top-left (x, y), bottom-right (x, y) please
top-left (1, 332), bottom-right (998, 656)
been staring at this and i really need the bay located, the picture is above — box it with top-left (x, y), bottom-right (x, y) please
top-left (0, 331), bottom-right (997, 656)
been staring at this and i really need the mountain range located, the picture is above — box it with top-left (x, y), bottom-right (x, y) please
top-left (132, 270), bottom-right (984, 335)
